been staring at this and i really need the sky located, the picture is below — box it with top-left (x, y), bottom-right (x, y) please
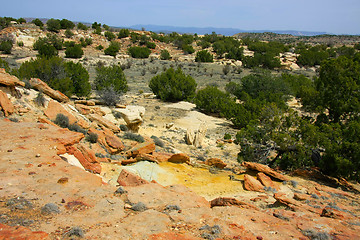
top-left (1, 0), bottom-right (360, 35)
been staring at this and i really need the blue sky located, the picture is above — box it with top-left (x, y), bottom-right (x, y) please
top-left (1, 0), bottom-right (359, 34)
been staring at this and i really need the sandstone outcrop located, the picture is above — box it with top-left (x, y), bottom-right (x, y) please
top-left (0, 68), bottom-right (25, 87)
top-left (0, 223), bottom-right (50, 240)
top-left (242, 161), bottom-right (288, 181)
top-left (168, 153), bottom-right (190, 164)
top-left (88, 113), bottom-right (120, 132)
top-left (117, 169), bottom-right (150, 186)
top-left (0, 90), bottom-right (14, 116)
top-left (116, 105), bottom-right (145, 132)
top-left (29, 78), bottom-right (69, 102)
top-left (243, 174), bottom-right (265, 192)
top-left (204, 158), bottom-right (227, 169)
top-left (126, 141), bottom-right (156, 158)
top-left (43, 100), bottom-right (77, 124)
top-left (185, 123), bottom-right (207, 147)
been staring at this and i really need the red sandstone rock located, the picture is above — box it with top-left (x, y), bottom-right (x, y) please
top-left (66, 144), bottom-right (101, 174)
top-left (257, 172), bottom-right (279, 190)
top-left (293, 192), bottom-right (311, 201)
top-left (121, 158), bottom-right (138, 165)
top-left (50, 128), bottom-right (84, 146)
top-left (242, 162), bottom-right (288, 181)
top-left (88, 127), bottom-right (123, 154)
top-left (0, 223), bottom-right (50, 240)
top-left (321, 206), bottom-right (345, 219)
top-left (88, 113), bottom-right (120, 132)
top-left (152, 152), bottom-right (173, 163)
top-left (105, 135), bottom-right (125, 151)
top-left (0, 69), bottom-right (25, 87)
top-left (44, 100), bottom-right (77, 124)
top-left (210, 197), bottom-right (258, 210)
top-left (168, 153), bottom-right (190, 164)
top-left (243, 174), bottom-right (265, 192)
top-left (117, 169), bottom-right (149, 186)
top-left (29, 78), bottom-right (69, 102)
top-left (135, 153), bottom-right (158, 163)
top-left (74, 99), bottom-right (95, 106)
top-left (38, 117), bottom-right (58, 127)
top-left (204, 158), bottom-right (227, 169)
top-left (0, 90), bottom-right (14, 116)
top-left (126, 141), bottom-right (156, 158)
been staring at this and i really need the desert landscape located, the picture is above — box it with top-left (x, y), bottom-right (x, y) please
top-left (0, 17), bottom-right (360, 240)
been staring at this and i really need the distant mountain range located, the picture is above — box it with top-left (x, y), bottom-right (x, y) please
top-left (130, 24), bottom-right (328, 36)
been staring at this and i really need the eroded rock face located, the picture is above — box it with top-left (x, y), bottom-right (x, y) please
top-left (0, 90), bottom-right (15, 116)
top-left (116, 105), bottom-right (145, 132)
top-left (243, 174), bottom-right (265, 192)
top-left (185, 123), bottom-right (207, 148)
top-left (168, 153), bottom-right (190, 164)
top-left (0, 68), bottom-right (25, 87)
top-left (88, 113), bottom-right (120, 132)
top-left (29, 78), bottom-right (69, 102)
top-left (205, 158), bottom-right (227, 169)
top-left (126, 141), bottom-right (156, 158)
top-left (44, 100), bottom-right (77, 124)
top-left (242, 161), bottom-right (288, 181)
top-left (257, 172), bottom-right (279, 190)
top-left (117, 169), bottom-right (150, 186)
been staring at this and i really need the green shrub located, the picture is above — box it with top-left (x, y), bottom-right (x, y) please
top-left (17, 56), bottom-right (91, 97)
top-left (96, 45), bottom-right (104, 50)
top-left (105, 31), bottom-right (116, 41)
top-left (149, 67), bottom-right (197, 102)
top-left (104, 41), bottom-right (120, 57)
top-left (0, 41), bottom-right (13, 54)
top-left (60, 19), bottom-right (75, 29)
top-left (195, 50), bottom-right (213, 62)
top-left (194, 86), bottom-right (235, 115)
top-left (46, 18), bottom-right (61, 32)
top-left (224, 133), bottom-right (232, 140)
top-left (182, 44), bottom-right (195, 54)
top-left (77, 22), bottom-right (88, 30)
top-left (32, 18), bottom-right (43, 27)
top-left (95, 65), bottom-right (128, 93)
top-left (54, 113), bottom-right (69, 128)
top-left (0, 57), bottom-right (10, 72)
top-left (123, 132), bottom-right (145, 142)
top-left (37, 43), bottom-right (58, 58)
top-left (17, 18), bottom-right (26, 24)
top-left (146, 41), bottom-right (156, 49)
top-left (128, 46), bottom-right (151, 58)
top-left (86, 133), bottom-right (98, 143)
top-left (160, 49), bottom-right (171, 60)
top-left (65, 45), bottom-right (84, 58)
top-left (33, 34), bottom-right (63, 51)
top-left (64, 29), bottom-right (74, 38)
top-left (17, 41), bottom-right (24, 47)
top-left (118, 29), bottom-right (130, 39)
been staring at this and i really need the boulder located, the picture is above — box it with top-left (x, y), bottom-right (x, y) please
top-left (204, 158), bottom-right (227, 169)
top-left (29, 78), bottom-right (69, 102)
top-left (243, 174), bottom-right (264, 192)
top-left (88, 127), bottom-right (124, 154)
top-left (185, 123), bottom-right (207, 147)
top-left (116, 105), bottom-right (145, 132)
top-left (44, 100), bottom-right (77, 124)
top-left (0, 69), bottom-right (25, 87)
top-left (168, 153), bottom-right (190, 164)
top-left (257, 172), bottom-right (279, 190)
top-left (105, 135), bottom-right (125, 151)
top-left (0, 90), bottom-right (14, 116)
top-left (152, 152), bottom-right (173, 163)
top-left (0, 223), bottom-right (50, 240)
top-left (117, 169), bottom-right (149, 186)
top-left (66, 144), bottom-right (101, 174)
top-left (242, 161), bottom-right (288, 181)
top-left (88, 113), bottom-right (120, 133)
top-left (126, 141), bottom-right (156, 158)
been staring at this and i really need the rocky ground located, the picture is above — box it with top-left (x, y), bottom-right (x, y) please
top-left (1, 24), bottom-right (360, 239)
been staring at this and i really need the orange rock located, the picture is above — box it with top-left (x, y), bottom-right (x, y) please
top-left (44, 100), bottom-right (77, 124)
top-left (76, 118), bottom-right (90, 129)
top-left (210, 197), bottom-right (258, 210)
top-left (88, 113), bottom-right (120, 132)
top-left (293, 192), bottom-right (311, 201)
top-left (257, 172), bottom-right (279, 190)
top-left (126, 141), bottom-right (156, 158)
top-left (74, 99), bottom-right (95, 106)
top-left (66, 144), bottom-right (101, 174)
top-left (75, 104), bottom-right (92, 115)
top-left (321, 206), bottom-right (345, 219)
top-left (242, 161), bottom-right (288, 181)
top-left (50, 128), bottom-right (84, 146)
top-left (243, 174), bottom-right (264, 192)
top-left (105, 135), bottom-right (125, 151)
top-left (204, 158), bottom-right (227, 169)
top-left (117, 169), bottom-right (149, 186)
top-left (38, 117), bottom-right (58, 127)
top-left (29, 78), bottom-right (69, 102)
top-left (0, 223), bottom-right (50, 240)
top-left (0, 90), bottom-right (14, 116)
top-left (0, 69), bottom-right (25, 87)
top-left (152, 152), bottom-right (173, 163)
top-left (168, 153), bottom-right (190, 164)
top-left (136, 153), bottom-right (158, 163)
top-left (121, 158), bottom-right (138, 165)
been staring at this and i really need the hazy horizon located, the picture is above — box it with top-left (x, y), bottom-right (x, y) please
top-left (1, 0), bottom-right (359, 35)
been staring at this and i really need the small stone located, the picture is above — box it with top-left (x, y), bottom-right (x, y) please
top-left (36, 154), bottom-right (41, 158)
top-left (41, 203), bottom-right (60, 215)
top-left (57, 177), bottom-right (69, 184)
top-left (131, 202), bottom-right (147, 212)
top-left (124, 203), bottom-right (132, 209)
top-left (114, 186), bottom-right (127, 195)
top-left (164, 205), bottom-right (181, 211)
top-left (63, 226), bottom-right (84, 238)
